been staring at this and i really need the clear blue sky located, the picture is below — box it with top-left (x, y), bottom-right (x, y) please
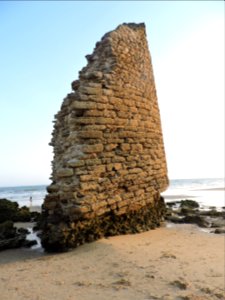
top-left (0, 1), bottom-right (224, 187)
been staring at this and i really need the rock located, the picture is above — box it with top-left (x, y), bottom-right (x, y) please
top-left (30, 211), bottom-right (41, 222)
top-left (14, 206), bottom-right (31, 222)
top-left (166, 215), bottom-right (185, 224)
top-left (47, 184), bottom-right (59, 193)
top-left (166, 199), bottom-right (225, 232)
top-left (180, 207), bottom-right (198, 215)
top-left (0, 221), bottom-right (26, 251)
top-left (72, 101), bottom-right (97, 110)
top-left (0, 200), bottom-right (41, 250)
top-left (165, 207), bottom-right (209, 228)
top-left (180, 199), bottom-right (199, 209)
top-left (82, 71), bottom-right (103, 80)
top-left (199, 209), bottom-right (224, 217)
top-left (0, 220), bottom-right (40, 251)
top-left (0, 199), bottom-right (19, 223)
top-left (0, 199), bottom-right (36, 223)
top-left (79, 86), bottom-right (102, 95)
top-left (166, 201), bottom-right (180, 208)
top-left (17, 227), bottom-right (29, 235)
top-left (71, 80), bottom-right (79, 91)
top-left (0, 221), bottom-right (17, 239)
top-left (83, 144), bottom-right (104, 153)
top-left (0, 235), bottom-right (26, 251)
top-left (214, 228), bottom-right (225, 234)
top-left (170, 279), bottom-right (188, 290)
top-left (210, 218), bottom-right (225, 228)
top-left (183, 215), bottom-right (210, 227)
top-left (56, 168), bottom-right (74, 178)
top-left (23, 239), bottom-right (38, 248)
top-left (33, 224), bottom-right (41, 232)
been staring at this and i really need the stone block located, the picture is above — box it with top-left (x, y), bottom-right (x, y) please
top-left (80, 182), bottom-right (99, 191)
top-left (72, 101), bottom-right (97, 110)
top-left (82, 71), bottom-right (103, 80)
top-left (67, 159), bottom-right (85, 168)
top-left (129, 168), bottom-right (143, 174)
top-left (92, 165), bottom-right (106, 174)
top-left (56, 168), bottom-right (73, 178)
top-left (84, 110), bottom-right (102, 117)
top-left (85, 158), bottom-right (102, 166)
top-left (120, 143), bottom-right (130, 151)
top-left (79, 86), bottom-right (102, 95)
top-left (105, 144), bottom-right (118, 151)
top-left (83, 144), bottom-right (104, 153)
top-left (79, 130), bottom-right (103, 139)
top-left (75, 117), bottom-right (97, 124)
top-left (95, 117), bottom-right (115, 125)
top-left (80, 174), bottom-right (99, 182)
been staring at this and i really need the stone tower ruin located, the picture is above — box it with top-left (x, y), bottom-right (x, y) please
top-left (41, 23), bottom-right (168, 252)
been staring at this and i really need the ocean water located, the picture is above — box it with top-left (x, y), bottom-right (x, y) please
top-left (162, 177), bottom-right (225, 209)
top-left (0, 185), bottom-right (47, 208)
top-left (0, 178), bottom-right (224, 209)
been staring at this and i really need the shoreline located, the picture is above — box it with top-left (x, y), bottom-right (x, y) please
top-left (0, 223), bottom-right (224, 300)
top-left (193, 187), bottom-right (225, 191)
top-left (0, 221), bottom-right (221, 264)
top-left (1, 192), bottom-right (225, 299)
top-left (0, 220), bottom-right (221, 263)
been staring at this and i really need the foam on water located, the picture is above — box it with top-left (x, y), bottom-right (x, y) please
top-left (162, 178), bottom-right (225, 208)
top-left (26, 228), bottom-right (43, 252)
top-left (0, 185), bottom-right (47, 207)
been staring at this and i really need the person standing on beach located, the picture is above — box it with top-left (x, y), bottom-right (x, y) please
top-left (29, 196), bottom-right (32, 208)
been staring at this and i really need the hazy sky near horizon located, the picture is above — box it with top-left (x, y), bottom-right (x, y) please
top-left (0, 1), bottom-right (224, 187)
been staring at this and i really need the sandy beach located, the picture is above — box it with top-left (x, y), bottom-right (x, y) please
top-left (0, 224), bottom-right (224, 300)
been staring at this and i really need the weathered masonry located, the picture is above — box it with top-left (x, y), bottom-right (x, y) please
top-left (41, 23), bottom-right (168, 252)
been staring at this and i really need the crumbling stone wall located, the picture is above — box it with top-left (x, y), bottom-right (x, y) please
top-left (41, 23), bottom-right (168, 252)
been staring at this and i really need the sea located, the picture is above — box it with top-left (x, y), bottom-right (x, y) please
top-left (0, 178), bottom-right (224, 210)
top-left (162, 177), bottom-right (225, 209)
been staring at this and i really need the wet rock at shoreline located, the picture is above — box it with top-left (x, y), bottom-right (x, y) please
top-left (165, 199), bottom-right (225, 233)
top-left (0, 199), bottom-right (19, 223)
top-left (0, 221), bottom-right (26, 250)
top-left (213, 228), bottom-right (225, 234)
top-left (0, 198), bottom-right (41, 223)
top-left (0, 220), bottom-right (38, 251)
top-left (180, 199), bottom-right (199, 209)
top-left (183, 215), bottom-right (210, 228)
top-left (23, 239), bottom-right (38, 248)
top-left (0, 198), bottom-right (41, 250)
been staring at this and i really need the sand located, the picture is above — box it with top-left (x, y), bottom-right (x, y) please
top-left (0, 224), bottom-right (224, 300)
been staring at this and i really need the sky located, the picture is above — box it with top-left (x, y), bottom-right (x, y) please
top-left (0, 1), bottom-right (224, 187)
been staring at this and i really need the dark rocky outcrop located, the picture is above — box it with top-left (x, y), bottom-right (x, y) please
top-left (0, 199), bottom-right (40, 250)
top-left (165, 199), bottom-right (225, 232)
top-left (41, 23), bottom-right (168, 252)
top-left (0, 221), bottom-right (27, 250)
top-left (180, 199), bottom-right (199, 209)
top-left (214, 228), bottom-right (225, 234)
top-left (0, 199), bottom-right (19, 223)
top-left (0, 198), bottom-right (40, 223)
